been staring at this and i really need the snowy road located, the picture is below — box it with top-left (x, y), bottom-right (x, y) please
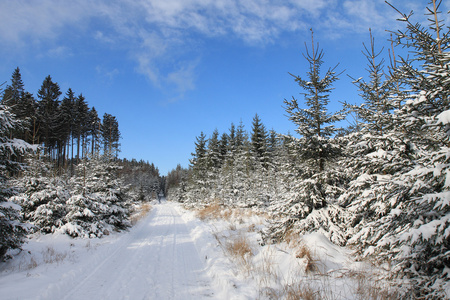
top-left (1, 201), bottom-right (217, 300)
top-left (62, 201), bottom-right (214, 299)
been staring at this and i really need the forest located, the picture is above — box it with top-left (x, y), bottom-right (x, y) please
top-left (0, 69), bottom-right (162, 258)
top-left (165, 2), bottom-right (450, 298)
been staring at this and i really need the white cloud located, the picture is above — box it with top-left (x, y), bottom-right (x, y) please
top-left (96, 66), bottom-right (119, 82)
top-left (48, 46), bottom-right (72, 58)
top-left (166, 60), bottom-right (198, 94)
top-left (0, 0), bottom-right (440, 99)
top-left (0, 0), bottom-right (93, 45)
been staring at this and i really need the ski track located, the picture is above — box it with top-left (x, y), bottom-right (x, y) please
top-left (44, 201), bottom-right (215, 300)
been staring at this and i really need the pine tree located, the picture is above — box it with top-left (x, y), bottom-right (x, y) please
top-left (88, 107), bottom-right (100, 155)
top-left (0, 101), bottom-right (34, 260)
top-left (284, 30), bottom-right (344, 172)
top-left (11, 155), bottom-right (68, 234)
top-left (343, 2), bottom-right (450, 297)
top-left (63, 153), bottom-right (130, 238)
top-left (59, 88), bottom-right (76, 171)
top-left (2, 67), bottom-right (25, 110)
top-left (266, 30), bottom-right (348, 246)
top-left (2, 68), bottom-right (37, 144)
top-left (37, 75), bottom-right (62, 154)
top-left (101, 113), bottom-right (120, 157)
top-left (251, 114), bottom-right (269, 167)
top-left (186, 132), bottom-right (208, 205)
top-left (74, 94), bottom-right (89, 161)
top-left (346, 29), bottom-right (395, 135)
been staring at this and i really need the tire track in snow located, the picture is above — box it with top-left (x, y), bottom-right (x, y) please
top-left (52, 201), bottom-right (214, 300)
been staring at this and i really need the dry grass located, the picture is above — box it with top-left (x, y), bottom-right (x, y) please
top-left (348, 269), bottom-right (400, 300)
top-left (226, 234), bottom-right (253, 259)
top-left (19, 246), bottom-right (69, 271)
top-left (283, 281), bottom-right (328, 300)
top-left (214, 230), bottom-right (254, 274)
top-left (196, 203), bottom-right (232, 221)
top-left (130, 203), bottom-right (152, 225)
top-left (42, 246), bottom-right (68, 265)
top-left (284, 229), bottom-right (317, 273)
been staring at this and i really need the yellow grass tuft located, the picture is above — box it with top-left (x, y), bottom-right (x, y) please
top-left (130, 203), bottom-right (152, 225)
top-left (196, 202), bottom-right (232, 221)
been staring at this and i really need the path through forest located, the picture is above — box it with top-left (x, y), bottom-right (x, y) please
top-left (1, 200), bottom-right (218, 300)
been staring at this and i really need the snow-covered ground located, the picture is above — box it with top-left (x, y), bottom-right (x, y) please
top-left (0, 200), bottom-right (390, 300)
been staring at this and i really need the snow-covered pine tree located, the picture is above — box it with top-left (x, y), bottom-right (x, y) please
top-left (220, 122), bottom-right (249, 206)
top-left (0, 100), bottom-right (34, 260)
top-left (185, 132), bottom-right (209, 206)
top-left (165, 164), bottom-right (189, 202)
top-left (204, 129), bottom-right (221, 201)
top-left (340, 26), bottom-right (416, 237)
top-left (11, 155), bottom-right (68, 234)
top-left (62, 153), bottom-right (130, 238)
top-left (265, 30), bottom-right (348, 246)
top-left (248, 114), bottom-right (271, 208)
top-left (343, 2), bottom-right (450, 297)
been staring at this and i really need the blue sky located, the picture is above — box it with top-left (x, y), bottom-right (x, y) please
top-left (0, 0), bottom-right (445, 175)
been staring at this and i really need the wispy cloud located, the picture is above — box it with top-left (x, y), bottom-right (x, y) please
top-left (95, 66), bottom-right (120, 82)
top-left (0, 0), bottom-right (441, 98)
top-left (48, 46), bottom-right (73, 58)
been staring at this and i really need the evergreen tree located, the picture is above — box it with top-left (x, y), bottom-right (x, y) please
top-left (101, 113), bottom-right (120, 157)
top-left (187, 132), bottom-right (208, 204)
top-left (346, 29), bottom-right (395, 135)
top-left (74, 94), bottom-right (89, 161)
top-left (11, 155), bottom-right (68, 234)
top-left (2, 67), bottom-right (25, 110)
top-left (63, 153), bottom-right (130, 238)
top-left (284, 30), bottom-right (344, 172)
top-left (88, 107), bottom-right (101, 155)
top-left (266, 30), bottom-right (348, 246)
top-left (0, 102), bottom-right (34, 260)
top-left (2, 68), bottom-right (37, 144)
top-left (251, 114), bottom-right (269, 167)
top-left (37, 75), bottom-right (62, 154)
top-left (59, 88), bottom-right (76, 170)
top-left (344, 2), bottom-right (450, 297)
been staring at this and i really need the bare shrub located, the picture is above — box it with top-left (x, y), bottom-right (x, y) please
top-left (349, 269), bottom-right (400, 300)
top-left (25, 257), bottom-right (38, 270)
top-left (42, 246), bottom-right (67, 265)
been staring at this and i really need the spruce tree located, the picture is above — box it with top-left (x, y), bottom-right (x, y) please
top-left (101, 113), bottom-right (120, 157)
top-left (2, 67), bottom-right (25, 110)
top-left (11, 155), bottom-right (68, 234)
top-left (37, 75), bottom-right (62, 154)
top-left (251, 114), bottom-right (269, 167)
top-left (284, 30), bottom-right (344, 172)
top-left (74, 94), bottom-right (89, 161)
top-left (186, 132), bottom-right (208, 205)
top-left (63, 153), bottom-right (130, 238)
top-left (266, 30), bottom-right (348, 246)
top-left (0, 102), bottom-right (34, 260)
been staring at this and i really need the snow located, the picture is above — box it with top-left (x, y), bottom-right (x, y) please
top-left (437, 110), bottom-right (450, 125)
top-left (0, 200), bottom-right (388, 299)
